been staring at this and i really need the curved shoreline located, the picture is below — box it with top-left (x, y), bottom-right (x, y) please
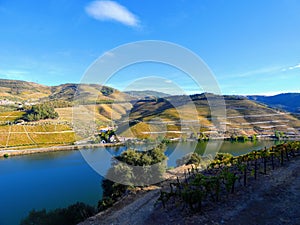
top-left (0, 142), bottom-right (125, 157)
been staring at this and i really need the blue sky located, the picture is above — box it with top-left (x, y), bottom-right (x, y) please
top-left (0, 0), bottom-right (299, 95)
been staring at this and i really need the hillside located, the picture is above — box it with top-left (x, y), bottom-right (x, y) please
top-left (248, 93), bottom-right (300, 113)
top-left (0, 79), bottom-right (51, 101)
top-left (0, 79), bottom-right (134, 103)
top-left (116, 94), bottom-right (300, 139)
top-left (1, 79), bottom-right (300, 142)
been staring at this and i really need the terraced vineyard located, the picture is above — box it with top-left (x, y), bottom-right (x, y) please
top-left (0, 111), bottom-right (25, 123)
top-left (158, 141), bottom-right (300, 212)
top-left (0, 110), bottom-right (76, 149)
top-left (115, 94), bottom-right (300, 139)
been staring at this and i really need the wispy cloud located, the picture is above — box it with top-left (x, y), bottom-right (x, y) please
top-left (281, 63), bottom-right (300, 72)
top-left (0, 69), bottom-right (29, 80)
top-left (85, 0), bottom-right (140, 27)
top-left (223, 66), bottom-right (282, 79)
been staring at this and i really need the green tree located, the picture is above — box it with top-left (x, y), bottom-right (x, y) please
top-left (99, 145), bottom-right (167, 211)
top-left (20, 202), bottom-right (96, 225)
top-left (23, 103), bottom-right (58, 121)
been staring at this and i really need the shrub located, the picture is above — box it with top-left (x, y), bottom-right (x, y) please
top-left (98, 144), bottom-right (167, 211)
top-left (23, 103), bottom-right (58, 121)
top-left (20, 202), bottom-right (96, 225)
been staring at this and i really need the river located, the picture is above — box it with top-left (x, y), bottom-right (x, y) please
top-left (0, 140), bottom-right (280, 225)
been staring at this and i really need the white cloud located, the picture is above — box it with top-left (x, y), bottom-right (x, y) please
top-left (288, 63), bottom-right (300, 70)
top-left (281, 63), bottom-right (300, 72)
top-left (85, 0), bottom-right (140, 27)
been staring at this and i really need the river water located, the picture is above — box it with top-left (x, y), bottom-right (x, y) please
top-left (0, 140), bottom-right (279, 225)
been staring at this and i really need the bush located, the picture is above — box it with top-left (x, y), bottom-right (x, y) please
top-left (98, 144), bottom-right (167, 211)
top-left (176, 152), bottom-right (201, 166)
top-left (100, 86), bottom-right (114, 96)
top-left (20, 202), bottom-right (96, 225)
top-left (23, 103), bottom-right (58, 121)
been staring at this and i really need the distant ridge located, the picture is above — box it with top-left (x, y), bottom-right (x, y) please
top-left (248, 93), bottom-right (300, 113)
top-left (124, 90), bottom-right (170, 99)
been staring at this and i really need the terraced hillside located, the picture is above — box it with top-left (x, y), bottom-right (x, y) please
top-left (0, 122), bottom-right (76, 149)
top-left (0, 107), bottom-right (76, 149)
top-left (116, 94), bottom-right (300, 139)
top-left (1, 79), bottom-right (300, 143)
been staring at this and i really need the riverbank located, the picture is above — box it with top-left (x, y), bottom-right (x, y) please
top-left (0, 142), bottom-right (125, 157)
top-left (1, 136), bottom-right (297, 158)
top-left (80, 148), bottom-right (300, 225)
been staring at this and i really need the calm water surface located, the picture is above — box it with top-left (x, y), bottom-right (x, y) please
top-left (0, 140), bottom-right (278, 225)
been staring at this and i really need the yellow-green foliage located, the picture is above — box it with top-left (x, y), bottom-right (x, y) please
top-left (8, 133), bottom-right (34, 146)
top-left (0, 123), bottom-right (75, 148)
top-left (10, 125), bottom-right (25, 132)
top-left (0, 134), bottom-right (8, 146)
top-left (25, 125), bottom-right (46, 132)
top-left (55, 107), bottom-right (73, 122)
top-left (24, 124), bottom-right (72, 132)
top-left (0, 126), bottom-right (9, 132)
top-left (50, 124), bottom-right (72, 131)
top-left (0, 111), bottom-right (25, 122)
top-left (125, 122), bottom-right (151, 139)
top-left (29, 132), bottom-right (75, 144)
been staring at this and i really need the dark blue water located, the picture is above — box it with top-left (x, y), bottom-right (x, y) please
top-left (0, 146), bottom-right (127, 225)
top-left (0, 141), bottom-right (277, 225)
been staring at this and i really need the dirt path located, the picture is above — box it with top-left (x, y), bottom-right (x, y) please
top-left (80, 158), bottom-right (300, 225)
top-left (81, 189), bottom-right (161, 225)
top-left (224, 159), bottom-right (300, 225)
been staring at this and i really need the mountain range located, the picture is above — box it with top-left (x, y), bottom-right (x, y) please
top-left (247, 93), bottom-right (300, 114)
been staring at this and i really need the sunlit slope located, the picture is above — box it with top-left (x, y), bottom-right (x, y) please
top-left (0, 122), bottom-right (76, 149)
top-left (0, 79), bottom-right (135, 103)
top-left (117, 94), bottom-right (300, 138)
top-left (0, 79), bottom-right (51, 101)
top-left (51, 83), bottom-right (134, 103)
top-left (55, 103), bottom-right (132, 124)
